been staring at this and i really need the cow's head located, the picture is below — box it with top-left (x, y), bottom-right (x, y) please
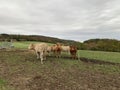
top-left (28, 43), bottom-right (35, 50)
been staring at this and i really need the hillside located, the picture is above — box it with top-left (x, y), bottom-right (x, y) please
top-left (0, 34), bottom-right (120, 52)
top-left (0, 33), bottom-right (80, 45)
top-left (84, 39), bottom-right (120, 52)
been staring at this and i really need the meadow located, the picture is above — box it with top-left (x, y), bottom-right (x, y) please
top-left (0, 41), bottom-right (120, 90)
top-left (12, 41), bottom-right (120, 63)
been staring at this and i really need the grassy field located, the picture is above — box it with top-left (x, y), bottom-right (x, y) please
top-left (13, 41), bottom-right (45, 49)
top-left (12, 41), bottom-right (120, 63)
top-left (78, 50), bottom-right (120, 63)
top-left (0, 41), bottom-right (120, 90)
top-left (0, 50), bottom-right (120, 90)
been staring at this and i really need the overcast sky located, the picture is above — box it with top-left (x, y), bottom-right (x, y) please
top-left (0, 0), bottom-right (120, 41)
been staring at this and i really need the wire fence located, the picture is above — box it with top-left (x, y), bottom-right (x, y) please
top-left (0, 40), bottom-right (14, 50)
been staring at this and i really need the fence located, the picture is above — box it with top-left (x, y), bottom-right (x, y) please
top-left (0, 40), bottom-right (14, 49)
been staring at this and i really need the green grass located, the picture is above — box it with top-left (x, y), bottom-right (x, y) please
top-left (13, 41), bottom-right (52, 49)
top-left (0, 50), bottom-right (120, 74)
top-left (0, 41), bottom-right (52, 49)
top-left (1, 41), bottom-right (120, 63)
top-left (79, 50), bottom-right (120, 63)
top-left (0, 78), bottom-right (6, 85)
top-left (13, 41), bottom-right (41, 49)
top-left (0, 48), bottom-right (120, 89)
top-left (0, 78), bottom-right (7, 90)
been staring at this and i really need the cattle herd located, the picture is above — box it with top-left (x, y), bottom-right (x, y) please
top-left (28, 43), bottom-right (78, 64)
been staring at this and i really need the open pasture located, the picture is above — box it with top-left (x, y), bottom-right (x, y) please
top-left (12, 41), bottom-right (120, 63)
top-left (0, 41), bottom-right (120, 90)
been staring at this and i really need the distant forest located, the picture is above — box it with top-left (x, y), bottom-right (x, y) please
top-left (0, 34), bottom-right (120, 52)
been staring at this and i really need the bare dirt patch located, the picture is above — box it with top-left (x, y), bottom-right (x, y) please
top-left (49, 55), bottom-right (120, 66)
top-left (0, 50), bottom-right (120, 90)
top-left (80, 57), bottom-right (120, 66)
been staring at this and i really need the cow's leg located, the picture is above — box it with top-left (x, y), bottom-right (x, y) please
top-left (43, 51), bottom-right (47, 60)
top-left (40, 52), bottom-right (44, 64)
top-left (48, 49), bottom-right (52, 56)
top-left (47, 51), bottom-right (50, 56)
top-left (71, 55), bottom-right (73, 59)
top-left (54, 51), bottom-right (58, 58)
top-left (43, 55), bottom-right (46, 60)
top-left (58, 51), bottom-right (61, 58)
top-left (71, 54), bottom-right (74, 59)
top-left (36, 52), bottom-right (40, 59)
top-left (57, 51), bottom-right (59, 58)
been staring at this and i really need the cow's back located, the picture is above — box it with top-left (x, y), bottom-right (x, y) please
top-left (34, 43), bottom-right (48, 52)
top-left (61, 46), bottom-right (70, 51)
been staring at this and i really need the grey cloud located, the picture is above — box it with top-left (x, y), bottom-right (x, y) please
top-left (0, 0), bottom-right (120, 41)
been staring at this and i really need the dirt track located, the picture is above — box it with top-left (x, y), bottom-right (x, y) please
top-left (0, 61), bottom-right (120, 90)
top-left (0, 50), bottom-right (120, 90)
top-left (49, 55), bottom-right (120, 66)
top-left (80, 57), bottom-right (120, 66)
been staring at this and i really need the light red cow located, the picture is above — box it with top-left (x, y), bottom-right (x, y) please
top-left (70, 45), bottom-right (77, 59)
top-left (51, 43), bottom-right (62, 58)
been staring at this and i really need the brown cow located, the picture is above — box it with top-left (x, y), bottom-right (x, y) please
top-left (70, 45), bottom-right (77, 59)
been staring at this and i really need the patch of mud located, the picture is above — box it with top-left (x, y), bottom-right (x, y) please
top-left (48, 56), bottom-right (120, 66)
top-left (15, 72), bottom-right (120, 90)
top-left (0, 49), bottom-right (28, 52)
top-left (0, 60), bottom-right (10, 77)
top-left (9, 75), bottom-right (31, 90)
top-left (80, 57), bottom-right (120, 66)
top-left (0, 50), bottom-right (120, 90)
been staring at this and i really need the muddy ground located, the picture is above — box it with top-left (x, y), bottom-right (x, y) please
top-left (0, 50), bottom-right (120, 90)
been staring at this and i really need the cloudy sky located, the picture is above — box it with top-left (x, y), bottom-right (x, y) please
top-left (0, 0), bottom-right (120, 41)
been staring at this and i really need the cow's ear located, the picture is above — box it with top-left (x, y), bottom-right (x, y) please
top-left (31, 43), bottom-right (34, 47)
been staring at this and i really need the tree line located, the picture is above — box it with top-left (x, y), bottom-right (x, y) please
top-left (0, 34), bottom-right (120, 52)
top-left (83, 39), bottom-right (120, 52)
